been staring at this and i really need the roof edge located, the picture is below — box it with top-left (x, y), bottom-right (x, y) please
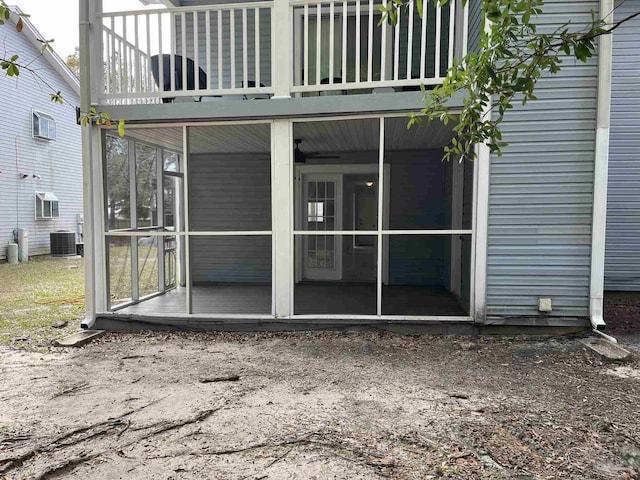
top-left (8, 6), bottom-right (81, 97)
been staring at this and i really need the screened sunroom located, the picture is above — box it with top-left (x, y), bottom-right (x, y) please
top-left (99, 115), bottom-right (475, 325)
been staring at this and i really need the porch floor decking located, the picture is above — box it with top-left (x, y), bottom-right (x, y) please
top-left (117, 284), bottom-right (467, 317)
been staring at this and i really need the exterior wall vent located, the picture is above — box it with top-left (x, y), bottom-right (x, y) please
top-left (50, 231), bottom-right (76, 257)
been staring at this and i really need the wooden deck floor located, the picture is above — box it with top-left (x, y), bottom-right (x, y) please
top-left (118, 284), bottom-right (467, 316)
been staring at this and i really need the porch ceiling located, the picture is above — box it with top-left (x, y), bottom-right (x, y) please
top-left (295, 118), bottom-right (455, 153)
top-left (120, 124), bottom-right (272, 154)
top-left (119, 117), bottom-right (455, 155)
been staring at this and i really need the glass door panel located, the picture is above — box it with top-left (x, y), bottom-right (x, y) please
top-left (302, 174), bottom-right (342, 280)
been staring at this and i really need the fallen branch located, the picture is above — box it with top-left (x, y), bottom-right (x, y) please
top-left (32, 452), bottom-right (100, 480)
top-left (200, 374), bottom-right (240, 383)
top-left (448, 393), bottom-right (469, 400)
top-left (119, 401), bottom-right (228, 450)
top-left (148, 431), bottom-right (391, 475)
top-left (0, 421), bottom-right (122, 473)
top-left (52, 383), bottom-right (90, 398)
top-left (121, 355), bottom-right (145, 360)
top-left (0, 396), bottom-right (168, 474)
top-left (263, 446), bottom-right (294, 469)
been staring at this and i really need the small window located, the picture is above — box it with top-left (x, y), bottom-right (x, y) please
top-left (307, 201), bottom-right (324, 223)
top-left (33, 111), bottom-right (57, 140)
top-left (35, 192), bottom-right (60, 219)
top-left (163, 151), bottom-right (180, 172)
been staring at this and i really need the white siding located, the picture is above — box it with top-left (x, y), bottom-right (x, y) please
top-left (604, 0), bottom-right (640, 291)
top-left (0, 19), bottom-right (82, 259)
top-left (485, 0), bottom-right (599, 319)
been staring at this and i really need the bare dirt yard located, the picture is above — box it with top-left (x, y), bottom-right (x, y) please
top-left (1, 331), bottom-right (639, 480)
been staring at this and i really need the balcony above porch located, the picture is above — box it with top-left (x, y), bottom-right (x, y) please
top-left (91, 0), bottom-right (469, 106)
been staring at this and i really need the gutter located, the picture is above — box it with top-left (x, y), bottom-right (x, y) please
top-left (589, 0), bottom-right (615, 343)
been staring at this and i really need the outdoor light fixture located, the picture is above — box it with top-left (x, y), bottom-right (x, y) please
top-left (19, 173), bottom-right (29, 179)
top-left (32, 174), bottom-right (41, 180)
top-left (366, 181), bottom-right (375, 187)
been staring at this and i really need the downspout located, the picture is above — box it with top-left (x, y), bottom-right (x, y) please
top-left (589, 0), bottom-right (615, 343)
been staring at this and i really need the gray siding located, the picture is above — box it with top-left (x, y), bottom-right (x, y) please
top-left (387, 150), bottom-right (449, 286)
top-left (467, 0), bottom-right (482, 54)
top-left (604, 1), bottom-right (640, 291)
top-left (189, 153), bottom-right (271, 283)
top-left (486, 0), bottom-right (599, 319)
top-left (0, 18), bottom-right (82, 259)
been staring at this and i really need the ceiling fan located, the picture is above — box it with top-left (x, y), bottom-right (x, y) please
top-left (294, 139), bottom-right (340, 163)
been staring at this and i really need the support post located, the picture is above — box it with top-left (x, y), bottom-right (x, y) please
top-left (272, 120), bottom-right (293, 317)
top-left (80, 0), bottom-right (103, 328)
top-left (471, 14), bottom-right (492, 323)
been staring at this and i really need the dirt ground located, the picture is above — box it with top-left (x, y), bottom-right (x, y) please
top-left (605, 291), bottom-right (640, 341)
top-left (0, 332), bottom-right (639, 480)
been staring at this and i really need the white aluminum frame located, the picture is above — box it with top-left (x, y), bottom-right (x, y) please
top-left (96, 111), bottom-right (483, 324)
top-left (289, 114), bottom-right (475, 320)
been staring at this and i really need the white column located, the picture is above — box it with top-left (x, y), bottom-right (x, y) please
top-left (272, 120), bottom-right (293, 317)
top-left (272, 0), bottom-right (292, 98)
top-left (472, 141), bottom-right (490, 323)
top-left (471, 15), bottom-right (492, 323)
top-left (80, 0), bottom-right (103, 327)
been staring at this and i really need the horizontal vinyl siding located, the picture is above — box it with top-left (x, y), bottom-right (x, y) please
top-left (485, 0), bottom-right (598, 319)
top-left (190, 236), bottom-right (272, 283)
top-left (467, 0), bottom-right (482, 54)
top-left (0, 20), bottom-right (82, 260)
top-left (388, 151), bottom-right (448, 286)
top-left (604, 1), bottom-right (640, 291)
top-left (188, 153), bottom-right (271, 283)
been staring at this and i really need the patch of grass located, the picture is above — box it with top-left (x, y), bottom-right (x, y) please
top-left (0, 256), bottom-right (85, 348)
top-left (108, 242), bottom-right (159, 306)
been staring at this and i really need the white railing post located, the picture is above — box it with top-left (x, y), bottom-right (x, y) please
top-left (272, 0), bottom-right (292, 97)
top-left (454, 0), bottom-right (469, 59)
top-left (90, 2), bottom-right (104, 102)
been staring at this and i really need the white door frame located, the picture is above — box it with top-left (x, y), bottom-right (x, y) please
top-left (294, 163), bottom-right (390, 283)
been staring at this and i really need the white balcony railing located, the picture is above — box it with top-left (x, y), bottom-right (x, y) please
top-left (95, 1), bottom-right (463, 104)
top-left (98, 4), bottom-right (274, 104)
top-left (291, 0), bottom-right (456, 94)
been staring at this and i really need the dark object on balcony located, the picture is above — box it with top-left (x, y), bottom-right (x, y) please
top-left (320, 77), bottom-right (346, 96)
top-left (244, 80), bottom-right (266, 88)
top-left (150, 54), bottom-right (208, 103)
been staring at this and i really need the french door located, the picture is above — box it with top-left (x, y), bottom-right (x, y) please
top-left (301, 174), bottom-right (343, 280)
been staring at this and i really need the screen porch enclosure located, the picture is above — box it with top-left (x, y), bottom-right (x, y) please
top-left (101, 115), bottom-right (474, 321)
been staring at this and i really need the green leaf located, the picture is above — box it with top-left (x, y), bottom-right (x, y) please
top-left (416, 0), bottom-right (423, 18)
top-left (118, 119), bottom-right (126, 137)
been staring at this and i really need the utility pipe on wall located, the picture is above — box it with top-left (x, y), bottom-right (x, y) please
top-left (590, 0), bottom-right (615, 343)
